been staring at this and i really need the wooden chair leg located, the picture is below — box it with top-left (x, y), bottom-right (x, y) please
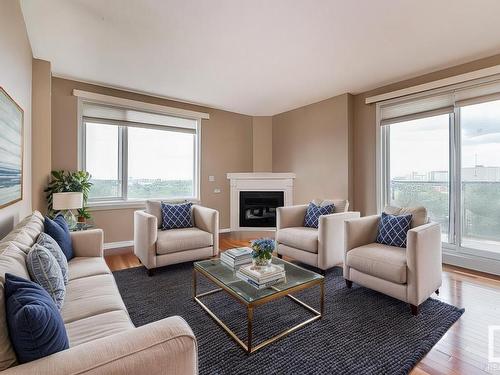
top-left (147, 268), bottom-right (154, 277)
top-left (345, 279), bottom-right (352, 288)
top-left (435, 288), bottom-right (440, 295)
top-left (410, 304), bottom-right (420, 316)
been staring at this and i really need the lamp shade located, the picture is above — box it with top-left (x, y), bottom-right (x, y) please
top-left (52, 192), bottom-right (83, 210)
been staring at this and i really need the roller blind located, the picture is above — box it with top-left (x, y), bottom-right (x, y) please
top-left (454, 79), bottom-right (500, 107)
top-left (379, 75), bottom-right (500, 125)
top-left (379, 93), bottom-right (453, 126)
top-left (82, 102), bottom-right (197, 133)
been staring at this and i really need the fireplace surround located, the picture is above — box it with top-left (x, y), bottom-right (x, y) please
top-left (227, 173), bottom-right (295, 231)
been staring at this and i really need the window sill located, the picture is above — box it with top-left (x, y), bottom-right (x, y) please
top-left (87, 198), bottom-right (201, 211)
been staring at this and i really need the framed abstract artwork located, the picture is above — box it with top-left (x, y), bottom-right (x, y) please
top-left (0, 87), bottom-right (23, 209)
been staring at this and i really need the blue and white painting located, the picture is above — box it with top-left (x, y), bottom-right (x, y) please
top-left (0, 87), bottom-right (23, 208)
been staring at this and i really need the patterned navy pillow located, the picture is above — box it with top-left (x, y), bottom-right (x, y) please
top-left (161, 202), bottom-right (194, 230)
top-left (376, 212), bottom-right (412, 248)
top-left (303, 203), bottom-right (335, 228)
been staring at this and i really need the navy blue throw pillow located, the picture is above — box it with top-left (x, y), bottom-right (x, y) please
top-left (376, 212), bottom-right (412, 248)
top-left (44, 216), bottom-right (74, 260)
top-left (5, 273), bottom-right (69, 364)
top-left (303, 203), bottom-right (335, 228)
top-left (160, 202), bottom-right (193, 230)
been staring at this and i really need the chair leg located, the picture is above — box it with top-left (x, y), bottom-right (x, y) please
top-left (345, 279), bottom-right (352, 288)
top-left (435, 288), bottom-right (440, 295)
top-left (410, 304), bottom-right (420, 316)
top-left (147, 268), bottom-right (154, 277)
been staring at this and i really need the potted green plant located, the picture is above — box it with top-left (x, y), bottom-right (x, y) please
top-left (45, 170), bottom-right (93, 222)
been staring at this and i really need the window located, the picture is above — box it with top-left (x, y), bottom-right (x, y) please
top-left (379, 77), bottom-right (500, 262)
top-left (80, 101), bottom-right (200, 203)
top-left (460, 100), bottom-right (500, 253)
top-left (387, 114), bottom-right (451, 242)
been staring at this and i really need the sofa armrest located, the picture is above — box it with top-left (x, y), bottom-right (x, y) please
top-left (276, 204), bottom-right (308, 230)
top-left (134, 210), bottom-right (158, 269)
top-left (318, 211), bottom-right (361, 269)
top-left (192, 205), bottom-right (219, 256)
top-left (70, 229), bottom-right (103, 257)
top-left (2, 316), bottom-right (197, 375)
top-left (406, 222), bottom-right (442, 306)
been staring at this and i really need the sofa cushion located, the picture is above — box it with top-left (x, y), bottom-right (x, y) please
top-left (5, 273), bottom-right (69, 364)
top-left (304, 203), bottom-right (334, 229)
top-left (65, 310), bottom-right (133, 347)
top-left (36, 233), bottom-right (69, 285)
top-left (384, 206), bottom-right (428, 229)
top-left (61, 274), bottom-right (127, 324)
top-left (276, 227), bottom-right (318, 254)
top-left (161, 202), bottom-right (194, 230)
top-left (0, 244), bottom-right (31, 371)
top-left (156, 227), bottom-right (213, 255)
top-left (44, 216), bottom-right (74, 261)
top-left (0, 211), bottom-right (44, 254)
top-left (68, 257), bottom-right (111, 281)
top-left (376, 212), bottom-right (412, 248)
top-left (27, 244), bottom-right (66, 309)
top-left (346, 243), bottom-right (407, 284)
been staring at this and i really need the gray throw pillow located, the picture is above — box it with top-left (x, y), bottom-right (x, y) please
top-left (36, 232), bottom-right (69, 285)
top-left (27, 244), bottom-right (66, 309)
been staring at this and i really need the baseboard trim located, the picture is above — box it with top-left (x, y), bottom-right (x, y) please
top-left (219, 228), bottom-right (231, 233)
top-left (104, 240), bottom-right (134, 250)
top-left (443, 251), bottom-right (500, 276)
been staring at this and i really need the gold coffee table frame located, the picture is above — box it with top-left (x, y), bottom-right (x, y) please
top-left (193, 261), bottom-right (324, 354)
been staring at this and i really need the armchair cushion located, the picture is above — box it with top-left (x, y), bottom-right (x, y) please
top-left (346, 243), bottom-right (407, 284)
top-left (156, 227), bottom-right (213, 255)
top-left (161, 202), bottom-right (194, 230)
top-left (376, 212), bottom-right (412, 248)
top-left (304, 203), bottom-right (334, 228)
top-left (276, 227), bottom-right (318, 253)
top-left (384, 205), bottom-right (428, 228)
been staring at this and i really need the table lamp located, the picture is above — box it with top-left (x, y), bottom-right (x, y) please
top-left (52, 192), bottom-right (83, 228)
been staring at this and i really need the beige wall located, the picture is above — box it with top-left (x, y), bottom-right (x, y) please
top-left (272, 93), bottom-right (353, 205)
top-left (51, 78), bottom-right (253, 242)
top-left (32, 59), bottom-right (52, 214)
top-left (352, 53), bottom-right (500, 216)
top-left (252, 116), bottom-right (272, 172)
top-left (0, 1), bottom-right (33, 238)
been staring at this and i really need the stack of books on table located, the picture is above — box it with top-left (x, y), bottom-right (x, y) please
top-left (220, 247), bottom-right (253, 268)
top-left (236, 264), bottom-right (286, 290)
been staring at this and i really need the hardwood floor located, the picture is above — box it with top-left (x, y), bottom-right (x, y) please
top-left (105, 232), bottom-right (500, 375)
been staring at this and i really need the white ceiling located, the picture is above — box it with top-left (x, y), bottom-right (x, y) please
top-left (21, 0), bottom-right (500, 116)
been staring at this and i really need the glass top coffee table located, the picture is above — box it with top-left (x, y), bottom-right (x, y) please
top-left (193, 257), bottom-right (324, 354)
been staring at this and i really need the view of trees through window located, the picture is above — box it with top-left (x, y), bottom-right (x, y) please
top-left (85, 122), bottom-right (196, 201)
top-left (388, 101), bottom-right (500, 253)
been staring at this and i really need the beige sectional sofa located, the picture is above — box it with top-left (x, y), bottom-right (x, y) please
top-left (0, 211), bottom-right (198, 374)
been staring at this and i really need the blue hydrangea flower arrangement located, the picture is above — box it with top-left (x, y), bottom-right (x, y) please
top-left (250, 238), bottom-right (275, 267)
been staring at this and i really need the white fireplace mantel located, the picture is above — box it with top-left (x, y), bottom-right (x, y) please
top-left (227, 172), bottom-right (296, 231)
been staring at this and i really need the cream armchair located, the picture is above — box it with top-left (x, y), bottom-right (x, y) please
top-left (134, 200), bottom-right (219, 275)
top-left (276, 200), bottom-right (360, 272)
top-left (343, 206), bottom-right (442, 315)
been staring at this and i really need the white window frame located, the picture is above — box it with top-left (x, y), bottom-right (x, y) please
top-left (76, 95), bottom-right (203, 209)
top-left (377, 75), bottom-right (500, 274)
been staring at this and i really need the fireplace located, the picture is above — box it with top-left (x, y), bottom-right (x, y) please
top-left (227, 173), bottom-right (295, 231)
top-left (239, 191), bottom-right (284, 227)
